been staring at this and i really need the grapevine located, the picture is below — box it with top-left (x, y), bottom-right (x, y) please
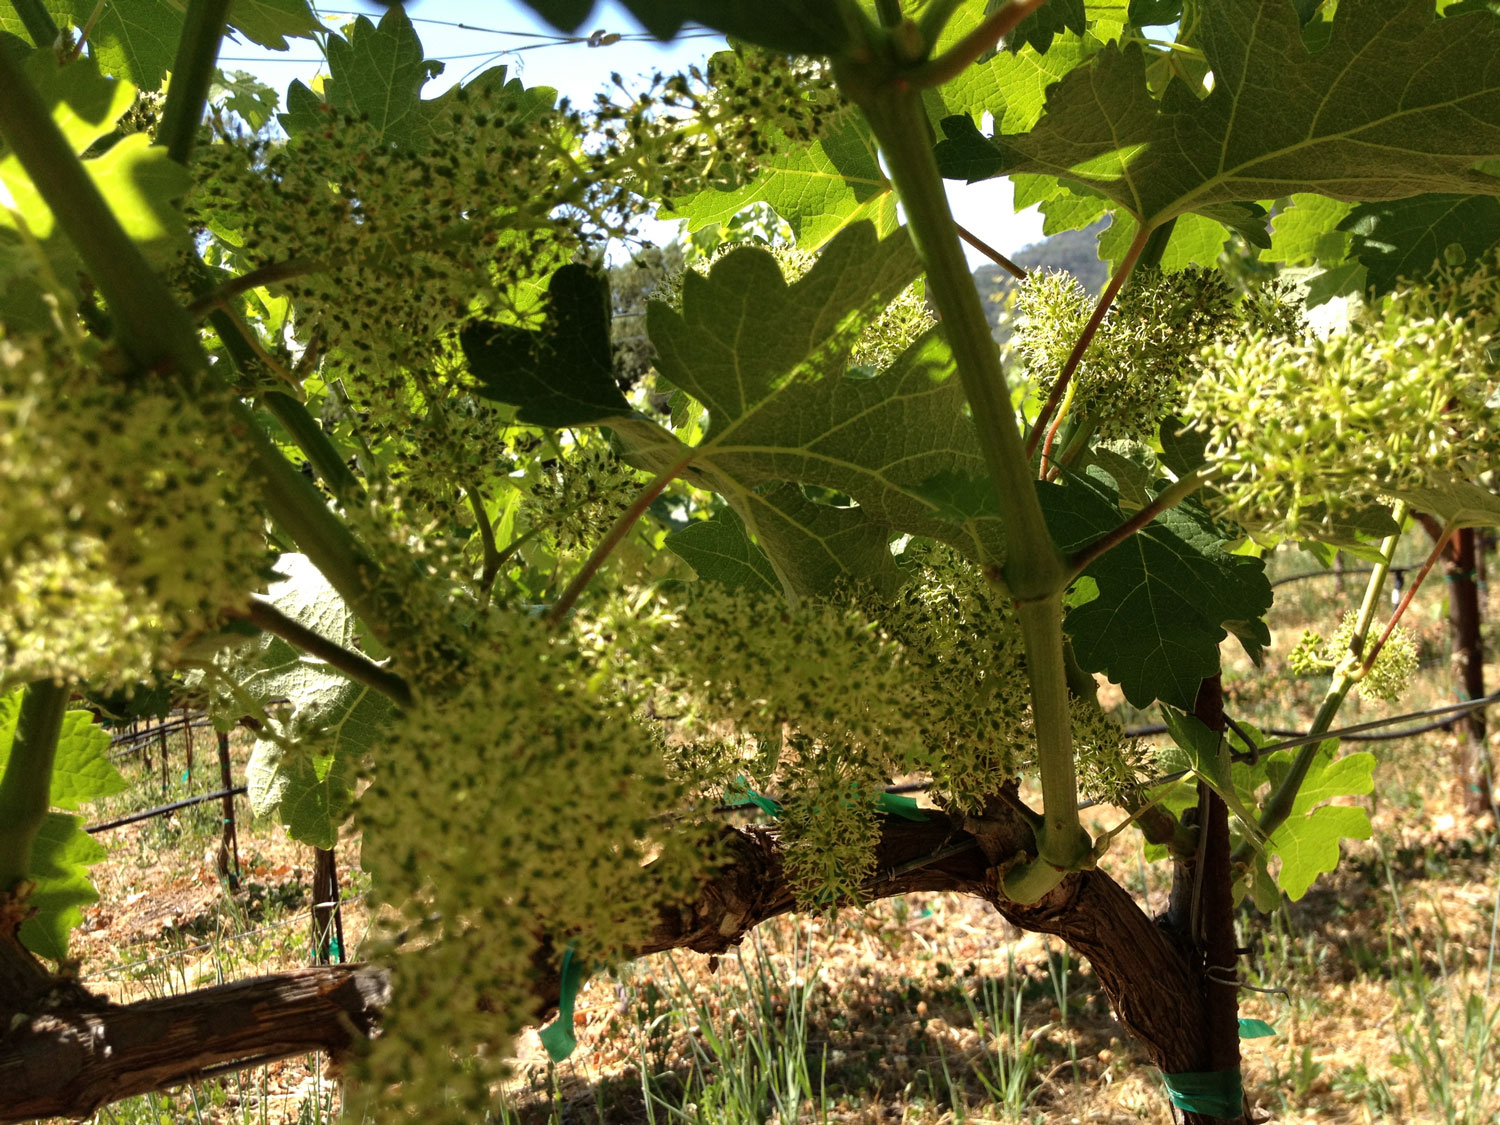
top-left (1, 3), bottom-right (1499, 1124)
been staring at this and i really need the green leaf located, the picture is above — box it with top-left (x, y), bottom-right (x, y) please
top-left (48, 710), bottom-right (125, 811)
top-left (86, 134), bottom-right (191, 261)
top-left (1388, 476), bottom-right (1500, 529)
top-left (227, 0), bottom-right (323, 50)
top-left (518, 0), bottom-right (850, 55)
top-left (0, 697), bottom-right (117, 959)
top-left (1039, 468), bottom-right (1272, 709)
top-left (943, 0), bottom-right (1500, 227)
top-left (212, 69), bottom-right (281, 131)
top-left (928, 6), bottom-right (1090, 129)
top-left (1012, 173), bottom-right (1112, 236)
top-left (310, 6), bottom-right (437, 149)
top-left (0, 56), bottom-right (187, 323)
top-left (1342, 194), bottom-right (1500, 294)
top-left (1003, 0), bottom-right (1085, 54)
top-left (1159, 708), bottom-right (1267, 844)
top-left (665, 508), bottom-right (781, 594)
top-left (17, 812), bottom-right (104, 961)
top-left (462, 265), bottom-right (629, 427)
top-left (247, 739), bottom-right (355, 851)
top-left (1244, 740), bottom-right (1375, 900)
top-left (1304, 260), bottom-right (1368, 307)
top-left (1264, 193), bottom-right (1355, 266)
top-left (75, 0), bottom-right (183, 89)
top-left (221, 555), bottom-right (395, 848)
top-left (1269, 804), bottom-right (1371, 900)
top-left (1269, 749), bottom-right (1375, 818)
top-left (663, 109), bottom-right (897, 249)
top-left (1129, 0), bottom-right (1182, 25)
top-left (640, 226), bottom-right (1006, 570)
top-left (743, 483), bottom-right (905, 598)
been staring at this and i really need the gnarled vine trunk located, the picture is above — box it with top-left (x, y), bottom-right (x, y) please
top-left (2, 805), bottom-right (1249, 1123)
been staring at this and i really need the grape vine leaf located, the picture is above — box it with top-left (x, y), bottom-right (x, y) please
top-left (1003, 0), bottom-right (1085, 54)
top-left (1229, 730), bottom-right (1376, 900)
top-left (1158, 708), bottom-right (1267, 845)
top-left (663, 109), bottom-right (898, 249)
top-left (1264, 193), bottom-right (1355, 266)
top-left (1389, 476), bottom-right (1500, 529)
top-left (476, 224), bottom-right (1003, 593)
top-left (926, 7), bottom-right (1089, 129)
top-left (1342, 194), bottom-right (1500, 294)
top-left (18, 814), bottom-right (106, 961)
top-left (48, 710), bottom-right (127, 811)
top-left (281, 6), bottom-right (439, 149)
top-left (936, 0), bottom-right (1500, 228)
top-left (73, 0), bottom-right (182, 90)
top-left (517, 0), bottom-right (850, 55)
top-left (226, 0), bottom-right (324, 51)
top-left (0, 56), bottom-right (188, 323)
top-left (665, 509), bottom-right (781, 594)
top-left (220, 555), bottom-right (394, 849)
top-left (640, 226), bottom-right (1006, 568)
top-left (1270, 805), bottom-right (1373, 900)
top-left (461, 265), bottom-right (629, 427)
top-left (0, 692), bottom-right (121, 959)
top-left (1039, 467), bottom-right (1272, 710)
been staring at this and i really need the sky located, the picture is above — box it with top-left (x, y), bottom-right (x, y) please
top-left (217, 0), bottom-right (1046, 266)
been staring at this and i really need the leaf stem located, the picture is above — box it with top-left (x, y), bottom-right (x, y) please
top-left (261, 391), bottom-right (363, 504)
top-left (231, 600), bottom-right (413, 708)
top-left (842, 66), bottom-right (1087, 900)
top-left (0, 47), bottom-right (202, 377)
top-left (1361, 519), bottom-right (1454, 675)
top-left (874, 0), bottom-right (904, 28)
top-left (955, 223), bottom-right (1026, 280)
top-left (1240, 502), bottom-right (1408, 858)
top-left (467, 485), bottom-right (503, 600)
top-left (1026, 222), bottom-right (1151, 459)
top-left (187, 258), bottom-right (323, 320)
top-left (1065, 465), bottom-right (1221, 581)
top-left (547, 454), bottom-right (693, 626)
top-left (9, 0), bottom-right (59, 47)
top-left (0, 681), bottom-right (69, 893)
top-left (907, 0), bottom-right (1048, 89)
top-left (845, 80), bottom-right (1061, 596)
top-left (0, 53), bottom-right (392, 639)
top-left (157, 0), bottom-right (232, 166)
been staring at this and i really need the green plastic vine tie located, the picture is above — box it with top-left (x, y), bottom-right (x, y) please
top-left (875, 792), bottom-right (930, 821)
top-left (1238, 1018), bottom-right (1276, 1038)
top-left (727, 775), bottom-right (783, 818)
top-left (1159, 1067), bottom-right (1245, 1118)
top-left (538, 943), bottom-right (588, 1061)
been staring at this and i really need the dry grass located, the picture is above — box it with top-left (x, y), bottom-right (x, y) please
top-left (41, 546), bottom-right (1500, 1125)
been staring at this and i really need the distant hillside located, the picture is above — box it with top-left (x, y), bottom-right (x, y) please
top-left (973, 217), bottom-right (1111, 332)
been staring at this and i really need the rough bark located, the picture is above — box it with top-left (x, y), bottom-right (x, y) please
top-left (0, 963), bottom-right (390, 1122)
top-left (1417, 519), bottom-right (1492, 814)
top-left (1445, 529), bottom-right (1491, 813)
top-left (1, 809), bottom-right (1221, 1123)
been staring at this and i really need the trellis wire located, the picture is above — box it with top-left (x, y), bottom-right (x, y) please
top-left (714, 691), bottom-right (1500, 817)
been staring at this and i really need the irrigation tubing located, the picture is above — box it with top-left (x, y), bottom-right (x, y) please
top-left (86, 786), bottom-right (248, 834)
top-left (1271, 567), bottom-right (1381, 588)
